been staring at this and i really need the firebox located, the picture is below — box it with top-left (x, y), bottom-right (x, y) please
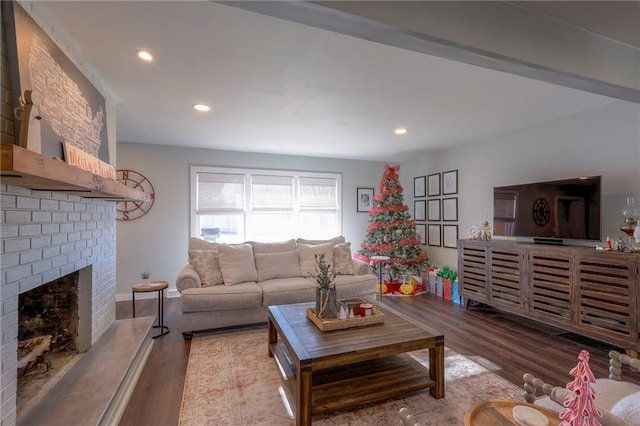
top-left (17, 270), bottom-right (79, 379)
top-left (15, 265), bottom-right (93, 420)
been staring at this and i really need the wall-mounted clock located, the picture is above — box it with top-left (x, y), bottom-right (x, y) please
top-left (116, 169), bottom-right (155, 221)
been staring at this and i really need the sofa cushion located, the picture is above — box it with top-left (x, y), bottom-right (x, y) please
top-left (218, 243), bottom-right (258, 285)
top-left (252, 239), bottom-right (297, 254)
top-left (333, 242), bottom-right (354, 275)
top-left (592, 378), bottom-right (640, 412)
top-left (298, 242), bottom-right (334, 277)
top-left (255, 250), bottom-right (302, 281)
top-left (180, 282), bottom-right (263, 312)
top-left (331, 274), bottom-right (377, 299)
top-left (258, 277), bottom-right (317, 306)
top-left (189, 237), bottom-right (219, 251)
top-left (297, 236), bottom-right (345, 245)
top-left (604, 390), bottom-right (640, 426)
top-left (188, 250), bottom-right (223, 286)
top-left (352, 258), bottom-right (372, 275)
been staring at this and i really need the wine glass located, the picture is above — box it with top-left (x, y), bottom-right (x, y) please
top-left (620, 197), bottom-right (638, 251)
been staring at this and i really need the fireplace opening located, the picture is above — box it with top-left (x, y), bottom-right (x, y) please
top-left (17, 271), bottom-right (80, 416)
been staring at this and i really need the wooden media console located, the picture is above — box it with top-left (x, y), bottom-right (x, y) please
top-left (458, 239), bottom-right (639, 356)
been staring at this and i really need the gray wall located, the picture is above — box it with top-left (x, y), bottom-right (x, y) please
top-left (401, 100), bottom-right (640, 269)
top-left (115, 146), bottom-right (386, 299)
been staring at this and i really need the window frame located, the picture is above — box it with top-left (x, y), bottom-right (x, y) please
top-left (190, 166), bottom-right (342, 242)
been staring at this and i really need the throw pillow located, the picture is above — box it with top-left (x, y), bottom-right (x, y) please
top-left (297, 242), bottom-right (334, 277)
top-left (217, 244), bottom-right (258, 285)
top-left (605, 391), bottom-right (640, 426)
top-left (252, 239), bottom-right (297, 254)
top-left (333, 242), bottom-right (354, 275)
top-left (296, 236), bottom-right (346, 246)
top-left (188, 250), bottom-right (223, 286)
top-left (254, 250), bottom-right (302, 281)
top-left (189, 237), bottom-right (219, 251)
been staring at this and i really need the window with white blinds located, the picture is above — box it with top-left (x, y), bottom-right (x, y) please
top-left (299, 177), bottom-right (337, 211)
top-left (191, 166), bottom-right (341, 243)
top-left (251, 175), bottom-right (294, 213)
top-left (196, 173), bottom-right (245, 214)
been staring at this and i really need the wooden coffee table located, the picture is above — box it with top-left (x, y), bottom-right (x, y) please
top-left (267, 301), bottom-right (445, 426)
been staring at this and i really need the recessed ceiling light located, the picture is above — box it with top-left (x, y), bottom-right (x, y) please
top-left (135, 49), bottom-right (154, 62)
top-left (394, 127), bottom-right (408, 135)
top-left (192, 103), bottom-right (211, 112)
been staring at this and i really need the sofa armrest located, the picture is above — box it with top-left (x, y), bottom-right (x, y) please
top-left (176, 264), bottom-right (202, 293)
top-left (352, 258), bottom-right (372, 275)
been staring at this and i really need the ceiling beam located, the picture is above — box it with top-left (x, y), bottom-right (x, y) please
top-left (221, 1), bottom-right (639, 103)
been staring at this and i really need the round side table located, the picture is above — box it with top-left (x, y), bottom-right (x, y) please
top-left (132, 280), bottom-right (170, 339)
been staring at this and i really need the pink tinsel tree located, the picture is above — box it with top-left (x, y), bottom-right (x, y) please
top-left (559, 350), bottom-right (602, 426)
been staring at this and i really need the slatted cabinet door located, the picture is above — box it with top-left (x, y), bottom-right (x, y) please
top-left (576, 255), bottom-right (638, 349)
top-left (458, 241), bottom-right (489, 304)
top-left (489, 247), bottom-right (524, 311)
top-left (458, 239), bottom-right (640, 353)
top-left (528, 251), bottom-right (574, 328)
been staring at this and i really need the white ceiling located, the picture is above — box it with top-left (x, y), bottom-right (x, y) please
top-left (30, 1), bottom-right (635, 162)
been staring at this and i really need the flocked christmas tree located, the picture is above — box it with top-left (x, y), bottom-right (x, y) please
top-left (559, 350), bottom-right (602, 426)
top-left (355, 164), bottom-right (429, 280)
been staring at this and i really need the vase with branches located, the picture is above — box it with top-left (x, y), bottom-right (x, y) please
top-left (311, 254), bottom-right (337, 318)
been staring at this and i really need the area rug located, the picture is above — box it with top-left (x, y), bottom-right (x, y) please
top-left (179, 327), bottom-right (523, 425)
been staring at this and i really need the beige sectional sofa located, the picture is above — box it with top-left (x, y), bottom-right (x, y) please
top-left (176, 236), bottom-right (376, 338)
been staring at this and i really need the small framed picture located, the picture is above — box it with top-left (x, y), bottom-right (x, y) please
top-left (414, 200), bottom-right (426, 221)
top-left (443, 224), bottom-right (459, 248)
top-left (427, 199), bottom-right (441, 221)
top-left (357, 187), bottom-right (374, 212)
top-left (442, 197), bottom-right (458, 221)
top-left (415, 223), bottom-right (426, 245)
top-left (428, 224), bottom-right (441, 247)
top-left (427, 173), bottom-right (441, 197)
top-left (442, 169), bottom-right (458, 195)
top-left (414, 176), bottom-right (426, 198)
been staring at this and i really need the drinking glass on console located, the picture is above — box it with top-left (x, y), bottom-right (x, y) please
top-left (620, 197), bottom-right (638, 252)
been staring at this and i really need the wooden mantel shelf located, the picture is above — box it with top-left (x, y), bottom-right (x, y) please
top-left (1, 144), bottom-right (148, 201)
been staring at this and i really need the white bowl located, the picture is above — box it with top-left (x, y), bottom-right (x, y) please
top-left (512, 405), bottom-right (549, 426)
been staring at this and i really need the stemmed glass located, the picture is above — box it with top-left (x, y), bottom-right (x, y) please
top-left (620, 197), bottom-right (638, 251)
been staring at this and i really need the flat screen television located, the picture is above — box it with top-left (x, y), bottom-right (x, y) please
top-left (493, 176), bottom-right (601, 242)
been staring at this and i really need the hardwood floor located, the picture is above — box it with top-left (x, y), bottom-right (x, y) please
top-left (116, 296), bottom-right (190, 426)
top-left (116, 293), bottom-right (639, 425)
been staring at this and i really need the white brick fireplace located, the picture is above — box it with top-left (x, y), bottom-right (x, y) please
top-left (0, 183), bottom-right (117, 425)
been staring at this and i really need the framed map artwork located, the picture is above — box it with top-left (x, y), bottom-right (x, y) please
top-left (3, 2), bottom-right (110, 163)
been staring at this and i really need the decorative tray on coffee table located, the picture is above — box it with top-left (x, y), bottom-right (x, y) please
top-left (306, 298), bottom-right (385, 332)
